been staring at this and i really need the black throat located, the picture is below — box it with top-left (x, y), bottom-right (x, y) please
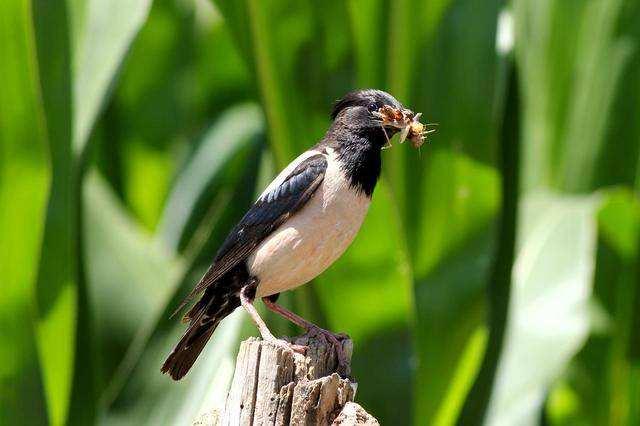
top-left (317, 126), bottom-right (386, 197)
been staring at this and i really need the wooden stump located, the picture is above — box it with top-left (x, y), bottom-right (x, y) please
top-left (194, 334), bottom-right (379, 425)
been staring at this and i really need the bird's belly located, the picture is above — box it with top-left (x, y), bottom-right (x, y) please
top-left (248, 177), bottom-right (370, 298)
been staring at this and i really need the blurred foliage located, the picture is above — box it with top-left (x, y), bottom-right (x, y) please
top-left (2, 0), bottom-right (640, 425)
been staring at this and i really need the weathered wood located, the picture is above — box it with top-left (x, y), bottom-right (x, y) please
top-left (289, 373), bottom-right (354, 425)
top-left (195, 333), bottom-right (378, 425)
top-left (331, 402), bottom-right (380, 426)
top-left (222, 339), bottom-right (264, 425)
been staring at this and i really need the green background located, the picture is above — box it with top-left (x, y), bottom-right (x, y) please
top-left (2, 0), bottom-right (640, 424)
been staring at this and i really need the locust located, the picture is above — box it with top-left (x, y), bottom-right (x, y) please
top-left (374, 105), bottom-right (437, 149)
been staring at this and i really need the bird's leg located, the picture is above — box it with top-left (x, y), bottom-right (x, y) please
top-left (239, 285), bottom-right (276, 340)
top-left (262, 296), bottom-right (350, 375)
top-left (239, 283), bottom-right (306, 354)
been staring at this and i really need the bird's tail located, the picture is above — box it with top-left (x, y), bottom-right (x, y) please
top-left (161, 288), bottom-right (239, 380)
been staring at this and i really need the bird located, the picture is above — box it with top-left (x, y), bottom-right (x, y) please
top-left (161, 89), bottom-right (425, 380)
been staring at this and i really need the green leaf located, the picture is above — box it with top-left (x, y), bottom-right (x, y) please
top-left (557, 189), bottom-right (640, 425)
top-left (598, 188), bottom-right (640, 260)
top-left (83, 172), bottom-right (184, 398)
top-left (515, 0), bottom-right (584, 190)
top-left (512, 2), bottom-right (640, 424)
top-left (29, 0), bottom-right (152, 422)
top-left (594, 1), bottom-right (640, 190)
top-left (72, 0), bottom-right (153, 154)
top-left (0, 2), bottom-right (50, 423)
top-left (346, 0), bottom-right (386, 88)
top-left (215, 0), bottom-right (295, 165)
top-left (410, 0), bottom-right (503, 166)
top-left (414, 231), bottom-right (493, 422)
top-left (215, 0), bottom-right (355, 166)
top-left (31, 1), bottom-right (76, 424)
top-left (94, 105), bottom-right (264, 415)
top-left (515, 0), bottom-right (635, 192)
top-left (458, 60), bottom-right (520, 423)
top-left (558, 0), bottom-right (632, 192)
top-left (100, 310), bottom-right (244, 425)
top-left (411, 150), bottom-right (501, 280)
top-left (105, 0), bottom-right (253, 229)
top-left (485, 193), bottom-right (600, 425)
top-left (410, 151), bottom-right (500, 424)
top-left (402, 146), bottom-right (501, 424)
top-left (405, 8), bottom-right (504, 421)
top-left (158, 103), bottom-right (264, 251)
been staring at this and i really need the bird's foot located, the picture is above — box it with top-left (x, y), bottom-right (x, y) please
top-left (285, 341), bottom-right (308, 354)
top-left (263, 335), bottom-right (308, 355)
top-left (306, 325), bottom-right (348, 341)
top-left (306, 326), bottom-right (351, 377)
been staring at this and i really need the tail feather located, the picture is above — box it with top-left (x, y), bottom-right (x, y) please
top-left (162, 288), bottom-right (239, 380)
top-left (183, 294), bottom-right (209, 323)
top-left (161, 319), bottom-right (217, 380)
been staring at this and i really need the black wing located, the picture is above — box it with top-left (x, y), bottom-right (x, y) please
top-left (175, 153), bottom-right (328, 314)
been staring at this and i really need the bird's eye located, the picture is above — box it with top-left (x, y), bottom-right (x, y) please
top-left (367, 103), bottom-right (378, 112)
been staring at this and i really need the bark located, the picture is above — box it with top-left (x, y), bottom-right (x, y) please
top-left (193, 334), bottom-right (379, 425)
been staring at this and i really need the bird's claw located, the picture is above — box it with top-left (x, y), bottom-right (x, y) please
top-left (333, 332), bottom-right (349, 341)
top-left (266, 337), bottom-right (308, 355)
top-left (306, 325), bottom-right (347, 342)
top-left (288, 342), bottom-right (308, 354)
top-left (305, 326), bottom-right (351, 377)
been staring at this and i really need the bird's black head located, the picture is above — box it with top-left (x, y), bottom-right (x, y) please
top-left (323, 89), bottom-right (416, 196)
top-left (331, 89), bottom-right (404, 120)
top-left (330, 89), bottom-right (413, 147)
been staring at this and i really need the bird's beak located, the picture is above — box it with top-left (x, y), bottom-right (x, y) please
top-left (372, 106), bottom-right (408, 131)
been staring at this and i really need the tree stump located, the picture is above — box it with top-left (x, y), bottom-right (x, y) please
top-left (193, 334), bottom-right (379, 425)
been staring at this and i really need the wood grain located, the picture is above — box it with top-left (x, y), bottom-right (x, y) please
top-left (194, 334), bottom-right (378, 425)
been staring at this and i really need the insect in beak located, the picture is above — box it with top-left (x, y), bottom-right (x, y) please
top-left (372, 106), bottom-right (403, 148)
top-left (373, 106), bottom-right (436, 149)
top-left (398, 122), bottom-right (411, 145)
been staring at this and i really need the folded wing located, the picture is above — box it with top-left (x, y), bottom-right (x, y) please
top-left (175, 153), bottom-right (328, 316)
